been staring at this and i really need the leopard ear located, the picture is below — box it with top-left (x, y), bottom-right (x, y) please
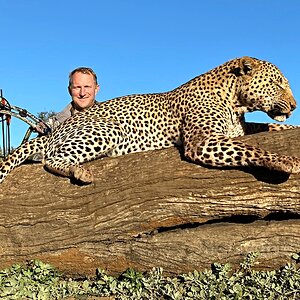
top-left (231, 56), bottom-right (259, 76)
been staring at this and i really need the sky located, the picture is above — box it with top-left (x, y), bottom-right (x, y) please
top-left (0, 0), bottom-right (300, 147)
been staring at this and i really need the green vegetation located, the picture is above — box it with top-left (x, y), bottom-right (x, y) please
top-left (0, 253), bottom-right (299, 299)
top-left (37, 111), bottom-right (57, 122)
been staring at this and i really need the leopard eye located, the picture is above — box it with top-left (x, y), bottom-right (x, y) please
top-left (275, 81), bottom-right (284, 90)
top-left (270, 78), bottom-right (284, 90)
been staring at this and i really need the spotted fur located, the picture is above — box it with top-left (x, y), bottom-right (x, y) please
top-left (1, 56), bottom-right (299, 184)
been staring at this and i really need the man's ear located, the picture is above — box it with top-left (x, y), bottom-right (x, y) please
top-left (231, 56), bottom-right (259, 76)
top-left (95, 84), bottom-right (100, 94)
top-left (68, 86), bottom-right (72, 96)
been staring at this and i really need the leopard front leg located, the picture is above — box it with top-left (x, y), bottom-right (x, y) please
top-left (184, 134), bottom-right (300, 174)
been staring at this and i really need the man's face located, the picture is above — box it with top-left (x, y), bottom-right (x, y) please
top-left (69, 72), bottom-right (99, 111)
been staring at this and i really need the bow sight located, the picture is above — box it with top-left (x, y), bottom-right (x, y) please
top-left (0, 89), bottom-right (51, 159)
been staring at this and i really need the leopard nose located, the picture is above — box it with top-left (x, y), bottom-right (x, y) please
top-left (290, 103), bottom-right (296, 111)
top-left (288, 94), bottom-right (297, 111)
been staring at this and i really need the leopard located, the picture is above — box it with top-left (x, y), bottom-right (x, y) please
top-left (1, 56), bottom-right (300, 184)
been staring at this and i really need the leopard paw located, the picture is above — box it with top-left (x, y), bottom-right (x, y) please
top-left (275, 156), bottom-right (300, 174)
top-left (291, 159), bottom-right (300, 174)
top-left (71, 166), bottom-right (94, 183)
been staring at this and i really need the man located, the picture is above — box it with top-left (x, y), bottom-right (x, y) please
top-left (47, 66), bottom-right (100, 129)
top-left (32, 67), bottom-right (99, 160)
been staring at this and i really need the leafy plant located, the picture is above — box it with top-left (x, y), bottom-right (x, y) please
top-left (0, 254), bottom-right (299, 299)
top-left (37, 111), bottom-right (56, 121)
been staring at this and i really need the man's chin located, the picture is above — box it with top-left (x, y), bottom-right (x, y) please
top-left (73, 100), bottom-right (94, 111)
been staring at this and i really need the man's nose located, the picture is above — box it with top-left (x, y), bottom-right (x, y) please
top-left (79, 87), bottom-right (86, 96)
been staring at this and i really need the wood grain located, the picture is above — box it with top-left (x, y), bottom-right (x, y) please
top-left (0, 128), bottom-right (299, 275)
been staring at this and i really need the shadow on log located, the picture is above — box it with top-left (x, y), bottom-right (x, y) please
top-left (0, 128), bottom-right (299, 276)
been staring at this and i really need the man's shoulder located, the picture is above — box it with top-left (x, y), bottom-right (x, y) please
top-left (54, 103), bottom-right (73, 123)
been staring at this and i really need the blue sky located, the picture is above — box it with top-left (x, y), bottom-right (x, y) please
top-left (1, 0), bottom-right (300, 147)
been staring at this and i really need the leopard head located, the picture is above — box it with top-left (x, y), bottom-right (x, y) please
top-left (234, 56), bottom-right (296, 122)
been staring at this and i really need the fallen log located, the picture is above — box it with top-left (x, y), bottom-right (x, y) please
top-left (0, 128), bottom-right (299, 275)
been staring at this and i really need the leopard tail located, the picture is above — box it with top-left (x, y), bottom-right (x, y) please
top-left (0, 135), bottom-right (48, 183)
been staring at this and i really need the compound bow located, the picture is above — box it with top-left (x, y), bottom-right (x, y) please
top-left (0, 89), bottom-right (51, 158)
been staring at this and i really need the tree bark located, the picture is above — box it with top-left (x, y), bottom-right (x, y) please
top-left (0, 128), bottom-right (299, 276)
